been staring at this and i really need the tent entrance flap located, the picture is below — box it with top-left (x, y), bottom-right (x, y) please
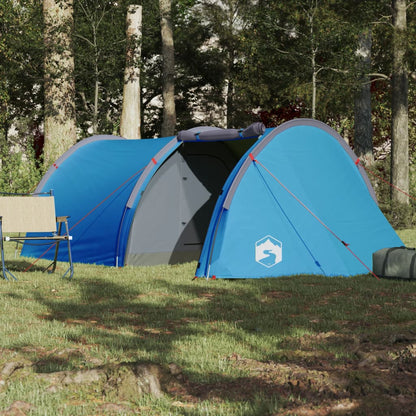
top-left (124, 142), bottom-right (239, 266)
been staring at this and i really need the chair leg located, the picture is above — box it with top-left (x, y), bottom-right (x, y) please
top-left (63, 219), bottom-right (74, 279)
top-left (53, 218), bottom-right (74, 279)
top-left (0, 219), bottom-right (17, 281)
top-left (47, 221), bottom-right (62, 274)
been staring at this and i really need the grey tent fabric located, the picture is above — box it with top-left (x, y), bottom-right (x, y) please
top-left (125, 142), bottom-right (238, 266)
top-left (177, 122), bottom-right (265, 142)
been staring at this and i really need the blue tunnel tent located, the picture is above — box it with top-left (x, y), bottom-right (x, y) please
top-left (22, 119), bottom-right (402, 277)
top-left (22, 126), bottom-right (259, 267)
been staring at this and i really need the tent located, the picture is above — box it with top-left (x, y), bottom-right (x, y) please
top-left (195, 119), bottom-right (403, 278)
top-left (22, 118), bottom-right (402, 278)
top-left (22, 126), bottom-right (259, 267)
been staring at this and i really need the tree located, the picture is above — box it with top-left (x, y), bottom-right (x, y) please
top-left (195, 0), bottom-right (254, 128)
top-left (235, 0), bottom-right (361, 127)
top-left (159, 0), bottom-right (176, 136)
top-left (354, 30), bottom-right (374, 164)
top-left (0, 0), bottom-right (44, 192)
top-left (74, 0), bottom-right (131, 137)
top-left (391, 0), bottom-right (409, 204)
top-left (72, 0), bottom-right (220, 138)
top-left (43, 0), bottom-right (77, 167)
top-left (349, 0), bottom-right (390, 164)
top-left (120, 5), bottom-right (142, 140)
top-left (170, 0), bottom-right (226, 129)
top-left (0, 0), bottom-right (43, 143)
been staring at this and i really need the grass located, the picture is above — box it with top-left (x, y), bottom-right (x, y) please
top-left (0, 230), bottom-right (415, 415)
top-left (396, 228), bottom-right (416, 246)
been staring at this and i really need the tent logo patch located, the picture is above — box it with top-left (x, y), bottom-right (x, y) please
top-left (255, 235), bottom-right (282, 268)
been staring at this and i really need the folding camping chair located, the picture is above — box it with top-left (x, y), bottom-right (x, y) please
top-left (0, 192), bottom-right (74, 280)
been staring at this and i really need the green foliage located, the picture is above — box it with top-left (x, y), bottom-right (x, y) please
top-left (0, 0), bottom-right (43, 182)
top-left (72, 0), bottom-right (228, 137)
top-left (365, 158), bottom-right (416, 229)
top-left (380, 200), bottom-right (416, 230)
top-left (235, 0), bottom-right (370, 124)
top-left (0, 140), bottom-right (43, 194)
top-left (173, 1), bottom-right (226, 129)
top-left (74, 0), bottom-right (129, 137)
top-left (0, 0), bottom-right (43, 122)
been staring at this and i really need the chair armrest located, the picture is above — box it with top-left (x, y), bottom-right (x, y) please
top-left (56, 216), bottom-right (70, 223)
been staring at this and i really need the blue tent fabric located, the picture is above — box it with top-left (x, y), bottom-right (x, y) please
top-left (22, 135), bottom-right (179, 266)
top-left (195, 119), bottom-right (402, 278)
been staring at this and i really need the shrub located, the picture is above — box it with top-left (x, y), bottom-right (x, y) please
top-left (0, 140), bottom-right (43, 194)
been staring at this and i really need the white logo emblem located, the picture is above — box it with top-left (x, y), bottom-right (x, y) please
top-left (255, 235), bottom-right (282, 268)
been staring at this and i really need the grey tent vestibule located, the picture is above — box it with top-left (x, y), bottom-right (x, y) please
top-left (124, 140), bottom-right (241, 266)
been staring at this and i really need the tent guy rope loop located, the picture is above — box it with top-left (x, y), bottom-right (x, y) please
top-left (249, 153), bottom-right (380, 280)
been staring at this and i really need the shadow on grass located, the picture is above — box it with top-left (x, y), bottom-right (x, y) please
top-left (5, 272), bottom-right (416, 414)
top-left (1, 259), bottom-right (46, 273)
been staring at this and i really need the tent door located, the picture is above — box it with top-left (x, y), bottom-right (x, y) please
top-left (125, 142), bottom-right (237, 266)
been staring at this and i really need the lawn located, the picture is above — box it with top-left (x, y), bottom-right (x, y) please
top-left (0, 230), bottom-right (415, 415)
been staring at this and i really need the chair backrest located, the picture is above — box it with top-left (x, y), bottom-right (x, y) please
top-left (0, 196), bottom-right (57, 233)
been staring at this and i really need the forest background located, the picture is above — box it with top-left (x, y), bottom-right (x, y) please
top-left (1, 0), bottom-right (416, 228)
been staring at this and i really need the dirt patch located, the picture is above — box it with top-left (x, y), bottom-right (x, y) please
top-left (1, 337), bottom-right (416, 415)
top-left (180, 337), bottom-right (416, 415)
top-left (261, 290), bottom-right (293, 303)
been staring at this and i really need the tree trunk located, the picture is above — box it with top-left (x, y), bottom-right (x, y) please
top-left (308, 5), bottom-right (318, 119)
top-left (43, 0), bottom-right (77, 167)
top-left (391, 0), bottom-right (409, 204)
top-left (159, 0), bottom-right (176, 137)
top-left (311, 47), bottom-right (317, 119)
top-left (92, 21), bottom-right (99, 136)
top-left (354, 30), bottom-right (374, 165)
top-left (226, 79), bottom-right (234, 128)
top-left (120, 5), bottom-right (142, 140)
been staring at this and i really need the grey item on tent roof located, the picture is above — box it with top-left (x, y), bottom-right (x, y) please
top-left (177, 122), bottom-right (265, 142)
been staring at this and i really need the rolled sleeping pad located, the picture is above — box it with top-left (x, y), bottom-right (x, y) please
top-left (177, 122), bottom-right (265, 142)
